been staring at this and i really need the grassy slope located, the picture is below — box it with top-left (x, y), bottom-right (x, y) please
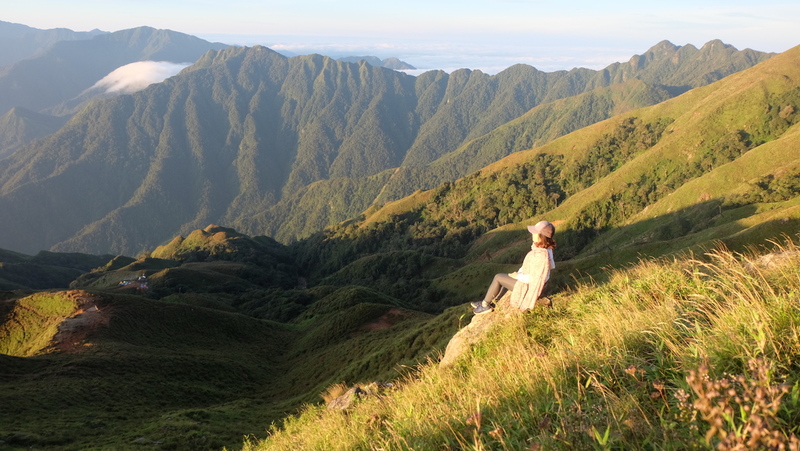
top-left (463, 45), bottom-right (800, 274)
top-left (249, 238), bottom-right (800, 451)
top-left (0, 290), bottom-right (296, 450)
top-left (0, 280), bottom-right (464, 449)
top-left (241, 46), bottom-right (800, 448)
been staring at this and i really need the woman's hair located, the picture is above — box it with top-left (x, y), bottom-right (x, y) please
top-left (534, 235), bottom-right (557, 249)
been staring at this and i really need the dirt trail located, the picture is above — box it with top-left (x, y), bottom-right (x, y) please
top-left (50, 290), bottom-right (110, 354)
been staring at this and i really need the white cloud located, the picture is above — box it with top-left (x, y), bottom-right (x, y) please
top-left (91, 61), bottom-right (191, 94)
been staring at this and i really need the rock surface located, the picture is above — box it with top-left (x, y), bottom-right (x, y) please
top-left (440, 293), bottom-right (551, 367)
top-left (440, 294), bottom-right (514, 367)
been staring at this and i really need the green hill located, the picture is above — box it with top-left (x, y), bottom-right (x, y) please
top-left (0, 262), bottom-right (462, 449)
top-left (0, 223), bottom-right (472, 448)
top-left (0, 249), bottom-right (115, 290)
top-left (247, 237), bottom-right (800, 450)
top-left (0, 289), bottom-right (296, 449)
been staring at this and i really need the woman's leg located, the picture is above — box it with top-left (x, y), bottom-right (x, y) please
top-left (482, 273), bottom-right (517, 306)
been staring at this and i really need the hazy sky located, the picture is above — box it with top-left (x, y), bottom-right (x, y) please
top-left (5, 0), bottom-right (800, 73)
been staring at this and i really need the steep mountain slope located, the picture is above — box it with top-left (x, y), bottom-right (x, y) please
top-left (247, 242), bottom-right (800, 450)
top-left (0, 41), bottom-right (774, 255)
top-left (291, 44), bottom-right (800, 293)
top-left (0, 107), bottom-right (68, 159)
top-left (517, 45), bottom-right (800, 260)
top-left (0, 20), bottom-right (106, 67)
top-left (0, 26), bottom-right (228, 115)
top-left (371, 79), bottom-right (674, 204)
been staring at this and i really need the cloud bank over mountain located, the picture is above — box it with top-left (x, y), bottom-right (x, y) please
top-left (90, 61), bottom-right (190, 94)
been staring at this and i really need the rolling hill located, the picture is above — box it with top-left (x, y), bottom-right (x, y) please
top-left (0, 228), bottom-right (462, 449)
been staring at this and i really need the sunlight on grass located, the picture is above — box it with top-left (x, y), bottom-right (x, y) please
top-left (246, 237), bottom-right (800, 450)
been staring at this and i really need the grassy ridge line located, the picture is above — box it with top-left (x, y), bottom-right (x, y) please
top-left (538, 44), bottom-right (800, 223)
top-left (248, 239), bottom-right (800, 450)
top-left (424, 79), bottom-right (669, 176)
top-left (367, 79), bottom-right (673, 206)
top-left (461, 45), bottom-right (800, 264)
top-left (585, 122), bottom-right (800, 254)
top-left (634, 121), bottom-right (800, 219)
top-left (492, 43), bottom-right (800, 191)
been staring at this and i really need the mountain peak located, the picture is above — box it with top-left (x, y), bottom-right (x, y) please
top-left (648, 40), bottom-right (680, 53)
top-left (699, 39), bottom-right (735, 52)
top-left (337, 55), bottom-right (416, 70)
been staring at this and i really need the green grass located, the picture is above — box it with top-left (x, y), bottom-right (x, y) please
top-left (0, 281), bottom-right (465, 450)
top-left (247, 237), bottom-right (800, 450)
top-left (0, 292), bottom-right (298, 450)
top-left (0, 292), bottom-right (79, 356)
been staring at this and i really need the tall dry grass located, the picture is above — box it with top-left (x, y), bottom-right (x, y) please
top-left (244, 238), bottom-right (800, 450)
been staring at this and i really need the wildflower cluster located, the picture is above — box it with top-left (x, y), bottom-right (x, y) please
top-left (680, 358), bottom-right (799, 450)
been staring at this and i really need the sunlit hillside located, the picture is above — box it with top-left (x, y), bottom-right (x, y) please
top-left (248, 238), bottom-right (800, 450)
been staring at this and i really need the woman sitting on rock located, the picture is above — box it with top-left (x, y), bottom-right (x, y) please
top-left (472, 220), bottom-right (556, 314)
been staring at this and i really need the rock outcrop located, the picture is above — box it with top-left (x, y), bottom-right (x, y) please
top-left (440, 293), bottom-right (550, 367)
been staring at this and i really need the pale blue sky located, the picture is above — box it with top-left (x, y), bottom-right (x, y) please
top-left (5, 0), bottom-right (800, 73)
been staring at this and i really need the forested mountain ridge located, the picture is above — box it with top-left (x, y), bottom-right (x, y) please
top-left (1, 43), bottom-right (799, 451)
top-left (0, 107), bottom-right (68, 159)
top-left (292, 43), bottom-right (800, 286)
top-left (0, 26), bottom-right (228, 116)
top-left (336, 55), bottom-right (415, 70)
top-left (0, 40), bottom-right (774, 255)
top-left (0, 20), bottom-right (106, 68)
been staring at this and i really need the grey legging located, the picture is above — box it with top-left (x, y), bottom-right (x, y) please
top-left (482, 273), bottom-right (518, 305)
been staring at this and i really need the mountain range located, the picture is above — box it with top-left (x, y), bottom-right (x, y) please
top-left (0, 20), bottom-right (106, 67)
top-left (0, 25), bottom-right (229, 117)
top-left (2, 24), bottom-right (800, 449)
top-left (336, 55), bottom-right (415, 70)
top-left (0, 33), bottom-right (775, 255)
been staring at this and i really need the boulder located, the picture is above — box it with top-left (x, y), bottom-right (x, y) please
top-left (326, 382), bottom-right (392, 410)
top-left (439, 293), bottom-right (550, 367)
top-left (326, 386), bottom-right (366, 410)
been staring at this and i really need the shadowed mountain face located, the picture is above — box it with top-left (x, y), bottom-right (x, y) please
top-left (0, 41), bottom-right (775, 255)
top-left (0, 107), bottom-right (68, 160)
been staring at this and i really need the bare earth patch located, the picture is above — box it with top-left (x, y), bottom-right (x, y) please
top-left (354, 308), bottom-right (410, 335)
top-left (50, 290), bottom-right (110, 354)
